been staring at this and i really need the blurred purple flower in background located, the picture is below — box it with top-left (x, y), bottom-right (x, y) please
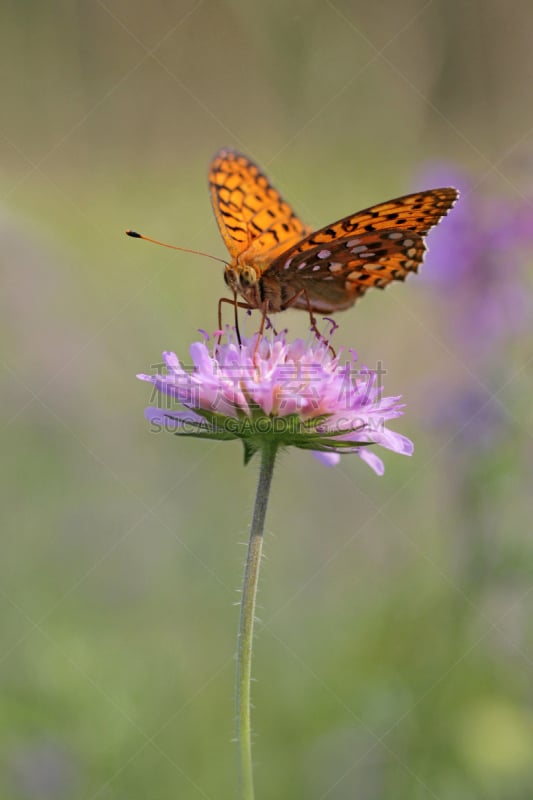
top-left (8, 737), bottom-right (79, 800)
top-left (414, 164), bottom-right (533, 583)
top-left (417, 164), bottom-right (533, 357)
top-left (415, 163), bottom-right (533, 448)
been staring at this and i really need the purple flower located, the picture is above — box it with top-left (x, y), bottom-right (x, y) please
top-left (416, 163), bottom-right (533, 354)
top-left (138, 329), bottom-right (413, 476)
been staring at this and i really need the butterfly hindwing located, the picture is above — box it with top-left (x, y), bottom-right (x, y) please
top-left (274, 188), bottom-right (458, 263)
top-left (267, 228), bottom-right (427, 312)
top-left (208, 148), bottom-right (310, 263)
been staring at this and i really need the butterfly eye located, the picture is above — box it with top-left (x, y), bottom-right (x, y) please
top-left (240, 266), bottom-right (258, 287)
top-left (224, 268), bottom-right (236, 287)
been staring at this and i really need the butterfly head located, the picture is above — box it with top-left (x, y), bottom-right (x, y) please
top-left (224, 262), bottom-right (261, 302)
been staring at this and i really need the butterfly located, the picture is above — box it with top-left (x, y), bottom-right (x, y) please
top-left (209, 147), bottom-right (458, 335)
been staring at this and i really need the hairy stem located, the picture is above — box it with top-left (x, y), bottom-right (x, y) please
top-left (236, 442), bottom-right (277, 800)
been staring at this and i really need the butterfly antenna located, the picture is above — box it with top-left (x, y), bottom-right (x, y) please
top-left (125, 230), bottom-right (229, 267)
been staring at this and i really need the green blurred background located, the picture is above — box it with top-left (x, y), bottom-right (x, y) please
top-left (2, 1), bottom-right (533, 798)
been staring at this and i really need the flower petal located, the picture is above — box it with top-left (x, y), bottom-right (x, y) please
top-left (312, 451), bottom-right (341, 467)
top-left (144, 406), bottom-right (207, 429)
top-left (358, 449), bottom-right (385, 476)
top-left (138, 329), bottom-right (412, 475)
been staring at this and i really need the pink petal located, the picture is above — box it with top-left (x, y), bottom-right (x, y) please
top-left (358, 449), bottom-right (385, 476)
top-left (144, 407), bottom-right (205, 428)
top-left (312, 451), bottom-right (340, 467)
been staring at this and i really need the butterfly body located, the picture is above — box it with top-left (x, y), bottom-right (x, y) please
top-left (209, 148), bottom-right (458, 319)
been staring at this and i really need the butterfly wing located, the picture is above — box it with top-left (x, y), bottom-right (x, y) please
top-left (272, 188), bottom-right (458, 260)
top-left (266, 188), bottom-right (458, 312)
top-left (208, 148), bottom-right (311, 264)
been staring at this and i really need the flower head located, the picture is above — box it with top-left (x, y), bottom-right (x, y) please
top-left (138, 328), bottom-right (413, 476)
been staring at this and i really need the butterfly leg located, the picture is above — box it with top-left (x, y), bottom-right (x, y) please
top-left (217, 297), bottom-right (278, 362)
top-left (251, 302), bottom-right (271, 362)
top-left (217, 296), bottom-right (255, 347)
top-left (283, 288), bottom-right (325, 339)
top-left (284, 289), bottom-right (336, 355)
top-left (231, 290), bottom-right (241, 345)
top-left (265, 316), bottom-right (278, 336)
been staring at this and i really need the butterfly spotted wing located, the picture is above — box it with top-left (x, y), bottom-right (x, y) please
top-left (209, 147), bottom-right (458, 315)
top-left (208, 147), bottom-right (311, 264)
top-left (265, 188), bottom-right (459, 312)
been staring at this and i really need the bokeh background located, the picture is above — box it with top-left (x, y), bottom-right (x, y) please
top-left (2, 1), bottom-right (533, 798)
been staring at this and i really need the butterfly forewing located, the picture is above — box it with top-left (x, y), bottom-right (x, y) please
top-left (208, 148), bottom-right (310, 264)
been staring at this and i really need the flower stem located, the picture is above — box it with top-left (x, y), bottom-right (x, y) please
top-left (236, 442), bottom-right (277, 800)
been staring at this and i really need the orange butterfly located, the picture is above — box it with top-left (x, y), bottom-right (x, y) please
top-left (209, 147), bottom-right (458, 335)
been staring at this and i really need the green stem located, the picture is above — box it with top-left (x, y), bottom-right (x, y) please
top-left (236, 442), bottom-right (277, 800)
